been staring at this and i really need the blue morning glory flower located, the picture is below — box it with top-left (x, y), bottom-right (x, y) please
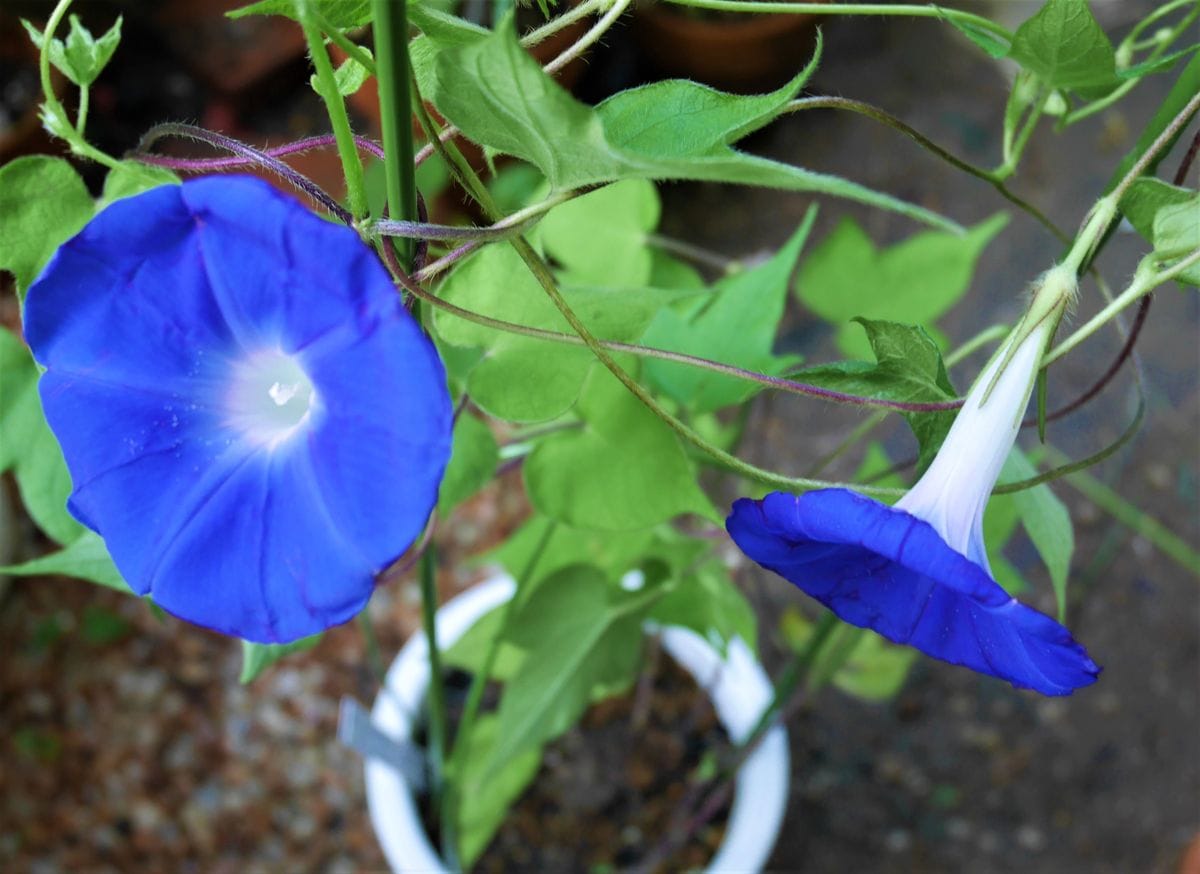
top-left (24, 175), bottom-right (453, 643)
top-left (728, 267), bottom-right (1100, 695)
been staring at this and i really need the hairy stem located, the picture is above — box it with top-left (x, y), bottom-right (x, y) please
top-left (787, 97), bottom-right (1068, 243)
top-left (134, 123), bottom-right (352, 223)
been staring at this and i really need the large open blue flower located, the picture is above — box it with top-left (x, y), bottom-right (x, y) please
top-left (728, 268), bottom-right (1099, 695)
top-left (24, 175), bottom-right (453, 643)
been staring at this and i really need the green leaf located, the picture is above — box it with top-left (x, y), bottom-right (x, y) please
top-left (0, 329), bottom-right (84, 543)
top-left (781, 608), bottom-right (917, 701)
top-left (0, 156), bottom-right (94, 301)
top-left (792, 320), bottom-right (958, 471)
top-left (1119, 177), bottom-right (1194, 243)
top-left (23, 15), bottom-right (122, 87)
top-left (540, 180), bottom-right (661, 286)
top-left (998, 449), bottom-right (1074, 620)
top-left (311, 46), bottom-right (373, 96)
top-left (649, 249), bottom-right (705, 290)
top-left (227, 0), bottom-right (372, 28)
top-left (1007, 0), bottom-right (1119, 96)
top-left (98, 161), bottom-right (180, 210)
top-left (1116, 43), bottom-right (1200, 81)
top-left (438, 413), bottom-right (498, 515)
top-left (486, 514), bottom-right (656, 594)
top-left (524, 367), bottom-right (718, 530)
top-left (432, 244), bottom-right (693, 422)
top-left (796, 213), bottom-right (1007, 358)
top-left (944, 16), bottom-right (1010, 58)
top-left (642, 210), bottom-right (814, 412)
top-left (829, 628), bottom-right (919, 701)
top-left (1152, 199), bottom-right (1200, 283)
top-left (449, 714), bottom-right (541, 868)
top-left (239, 634), bottom-right (322, 683)
top-left (420, 20), bottom-right (960, 231)
top-left (648, 559), bottom-right (757, 656)
top-left (1, 531), bottom-right (131, 594)
top-left (1121, 179), bottom-right (1200, 285)
top-left (443, 604), bottom-right (526, 682)
top-left (481, 565), bottom-right (658, 775)
top-left (427, 13), bottom-right (617, 187)
top-left (81, 605), bottom-right (131, 645)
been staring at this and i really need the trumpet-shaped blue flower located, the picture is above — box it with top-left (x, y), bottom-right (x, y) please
top-left (728, 268), bottom-right (1099, 695)
top-left (24, 175), bottom-right (453, 643)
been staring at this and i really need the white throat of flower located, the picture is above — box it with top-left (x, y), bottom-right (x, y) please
top-left (896, 266), bottom-right (1076, 570)
top-left (226, 349), bottom-right (317, 449)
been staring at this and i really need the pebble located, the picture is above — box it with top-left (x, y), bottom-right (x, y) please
top-left (130, 799), bottom-right (164, 833)
top-left (978, 829), bottom-right (1001, 854)
top-left (1146, 463), bottom-right (1172, 489)
top-left (946, 818), bottom-right (972, 841)
top-left (1016, 824), bottom-right (1047, 852)
top-left (884, 828), bottom-right (912, 853)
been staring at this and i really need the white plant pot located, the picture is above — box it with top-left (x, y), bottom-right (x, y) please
top-left (365, 575), bottom-right (790, 873)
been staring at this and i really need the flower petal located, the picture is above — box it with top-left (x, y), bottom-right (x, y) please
top-left (148, 444), bottom-right (375, 642)
top-left (302, 312), bottom-right (452, 566)
top-left (182, 175), bottom-right (397, 353)
top-left (727, 489), bottom-right (1100, 695)
top-left (25, 175), bottom-right (453, 642)
top-left (24, 185), bottom-right (236, 396)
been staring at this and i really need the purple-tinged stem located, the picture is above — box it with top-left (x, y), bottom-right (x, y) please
top-left (380, 242), bottom-right (964, 414)
top-left (136, 130), bottom-right (385, 170)
top-left (134, 123), bottom-right (353, 224)
top-left (416, 239), bottom-right (484, 280)
top-left (1027, 295), bottom-right (1151, 426)
top-left (373, 218), bottom-right (521, 241)
top-left (1032, 125), bottom-right (1199, 426)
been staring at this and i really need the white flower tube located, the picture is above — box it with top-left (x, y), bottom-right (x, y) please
top-left (897, 265), bottom-right (1077, 571)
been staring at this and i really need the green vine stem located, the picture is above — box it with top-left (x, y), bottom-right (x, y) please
top-left (1046, 247), bottom-right (1200, 366)
top-left (544, 0), bottom-right (634, 76)
top-left (522, 0), bottom-right (610, 47)
top-left (646, 233), bottom-right (740, 273)
top-left (394, 269), bottom-right (964, 414)
top-left (804, 324), bottom-right (1009, 477)
top-left (663, 0), bottom-right (1013, 43)
top-left (1066, 0), bottom-right (1200, 126)
top-left (786, 96), bottom-right (1068, 243)
top-left (311, 7), bottom-right (376, 74)
top-left (74, 84), bottom-right (89, 136)
top-left (35, 0), bottom-right (120, 170)
top-left (1045, 447), bottom-right (1200, 577)
top-left (373, 0), bottom-right (418, 264)
top-left (445, 520), bottom-right (559, 848)
top-left (418, 545), bottom-right (455, 867)
top-left (996, 84), bottom-right (1050, 180)
top-left (409, 192), bottom-right (576, 281)
top-left (299, 0), bottom-right (367, 221)
top-left (1109, 89), bottom-right (1200, 207)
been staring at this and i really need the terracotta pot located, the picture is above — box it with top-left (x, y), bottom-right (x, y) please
top-left (153, 0), bottom-right (307, 95)
top-left (364, 575), bottom-right (791, 873)
top-left (632, 0), bottom-right (827, 93)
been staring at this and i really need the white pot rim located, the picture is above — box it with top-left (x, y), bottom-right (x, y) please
top-left (365, 574), bottom-right (790, 873)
